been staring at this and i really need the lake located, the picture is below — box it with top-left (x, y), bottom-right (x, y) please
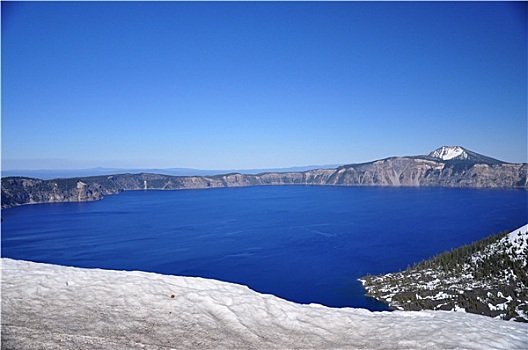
top-left (2, 186), bottom-right (527, 310)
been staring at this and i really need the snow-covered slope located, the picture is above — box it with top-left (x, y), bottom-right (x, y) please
top-left (429, 146), bottom-right (468, 160)
top-left (361, 225), bottom-right (528, 322)
top-left (2, 258), bottom-right (527, 349)
top-left (506, 225), bottom-right (528, 258)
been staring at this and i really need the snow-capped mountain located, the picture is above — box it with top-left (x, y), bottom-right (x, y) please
top-left (429, 146), bottom-right (468, 160)
top-left (428, 146), bottom-right (504, 165)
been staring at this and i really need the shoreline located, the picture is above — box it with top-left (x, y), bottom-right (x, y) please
top-left (2, 180), bottom-right (526, 211)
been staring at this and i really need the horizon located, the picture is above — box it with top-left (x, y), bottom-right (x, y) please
top-left (3, 145), bottom-right (525, 181)
top-left (2, 144), bottom-right (525, 174)
top-left (2, 2), bottom-right (527, 170)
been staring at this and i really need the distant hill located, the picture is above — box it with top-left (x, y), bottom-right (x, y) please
top-left (2, 146), bottom-right (526, 209)
top-left (1, 165), bottom-right (340, 180)
top-left (360, 225), bottom-right (528, 322)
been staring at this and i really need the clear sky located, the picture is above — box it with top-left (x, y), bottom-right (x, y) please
top-left (2, 1), bottom-right (527, 170)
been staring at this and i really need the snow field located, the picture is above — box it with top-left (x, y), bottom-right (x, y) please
top-left (2, 258), bottom-right (527, 349)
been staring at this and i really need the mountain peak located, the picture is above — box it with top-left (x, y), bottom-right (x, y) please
top-left (428, 146), bottom-right (504, 165)
top-left (429, 146), bottom-right (468, 161)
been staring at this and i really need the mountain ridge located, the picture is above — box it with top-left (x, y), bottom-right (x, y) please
top-left (2, 147), bottom-right (527, 209)
top-left (0, 164), bottom-right (341, 180)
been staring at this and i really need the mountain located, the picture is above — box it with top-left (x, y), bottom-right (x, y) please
top-left (428, 146), bottom-right (505, 165)
top-left (360, 225), bottom-right (528, 322)
top-left (2, 146), bottom-right (527, 209)
top-left (2, 258), bottom-right (527, 349)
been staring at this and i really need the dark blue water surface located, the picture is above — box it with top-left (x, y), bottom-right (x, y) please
top-left (2, 186), bottom-right (527, 309)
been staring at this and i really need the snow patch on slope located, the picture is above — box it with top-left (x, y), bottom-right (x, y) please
top-left (506, 225), bottom-right (528, 257)
top-left (2, 258), bottom-right (527, 349)
top-left (429, 146), bottom-right (468, 160)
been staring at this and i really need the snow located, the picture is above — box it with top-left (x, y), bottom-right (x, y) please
top-left (429, 146), bottom-right (467, 160)
top-left (489, 302), bottom-right (507, 311)
top-left (2, 258), bottom-right (528, 349)
top-left (454, 305), bottom-right (467, 313)
top-left (506, 224), bottom-right (528, 255)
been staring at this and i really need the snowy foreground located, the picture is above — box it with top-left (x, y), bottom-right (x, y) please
top-left (2, 259), bottom-right (527, 349)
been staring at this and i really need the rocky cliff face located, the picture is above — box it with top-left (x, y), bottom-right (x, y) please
top-left (2, 148), bottom-right (527, 209)
top-left (332, 157), bottom-right (527, 188)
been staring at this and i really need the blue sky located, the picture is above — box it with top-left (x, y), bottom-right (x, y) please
top-left (2, 1), bottom-right (527, 170)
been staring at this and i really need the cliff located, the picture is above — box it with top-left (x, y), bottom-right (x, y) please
top-left (2, 147), bottom-right (527, 209)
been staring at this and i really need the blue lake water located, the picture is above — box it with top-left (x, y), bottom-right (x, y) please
top-left (2, 186), bottom-right (527, 309)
